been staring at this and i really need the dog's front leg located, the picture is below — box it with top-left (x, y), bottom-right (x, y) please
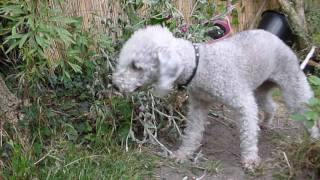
top-left (172, 97), bottom-right (209, 162)
top-left (233, 94), bottom-right (261, 171)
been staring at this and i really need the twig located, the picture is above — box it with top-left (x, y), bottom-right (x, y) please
top-left (34, 150), bottom-right (53, 165)
top-left (47, 154), bottom-right (63, 162)
top-left (174, 109), bottom-right (186, 121)
top-left (209, 110), bottom-right (237, 124)
top-left (272, 126), bottom-right (299, 130)
top-left (193, 149), bottom-right (203, 163)
top-left (300, 46), bottom-right (316, 70)
top-left (211, 0), bottom-right (235, 20)
top-left (282, 151), bottom-right (292, 171)
top-left (171, 117), bottom-right (182, 137)
top-left (154, 109), bottom-right (182, 136)
top-left (0, 120), bottom-right (3, 147)
top-left (208, 115), bottom-right (231, 128)
top-left (142, 121), bottom-right (173, 155)
top-left (125, 108), bottom-right (135, 152)
top-left (196, 171), bottom-right (207, 180)
top-left (249, 0), bottom-right (267, 29)
top-left (64, 155), bottom-right (104, 168)
top-left (190, 0), bottom-right (199, 18)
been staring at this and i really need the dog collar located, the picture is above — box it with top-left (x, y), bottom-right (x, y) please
top-left (178, 44), bottom-right (200, 89)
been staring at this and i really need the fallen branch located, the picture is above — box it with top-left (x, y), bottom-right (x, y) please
top-left (300, 46), bottom-right (316, 69)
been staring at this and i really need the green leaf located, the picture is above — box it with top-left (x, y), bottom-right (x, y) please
top-left (73, 56), bottom-right (84, 63)
top-left (27, 16), bottom-right (35, 30)
top-left (291, 113), bottom-right (305, 121)
top-left (4, 33), bottom-right (23, 41)
top-left (308, 97), bottom-right (320, 106)
top-left (49, 16), bottom-right (79, 24)
top-left (67, 62), bottom-right (82, 73)
top-left (305, 111), bottom-right (318, 121)
top-left (35, 35), bottom-right (48, 49)
top-left (56, 28), bottom-right (75, 44)
top-left (64, 70), bottom-right (71, 79)
top-left (308, 75), bottom-right (320, 86)
top-left (5, 40), bottom-right (20, 53)
top-left (18, 32), bottom-right (31, 48)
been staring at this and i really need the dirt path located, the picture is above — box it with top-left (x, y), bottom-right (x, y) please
top-left (154, 101), bottom-right (303, 179)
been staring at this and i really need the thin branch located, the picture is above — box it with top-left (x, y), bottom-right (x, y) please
top-left (64, 155), bottom-right (104, 168)
top-left (34, 150), bottom-right (53, 165)
top-left (282, 151), bottom-right (292, 171)
top-left (249, 0), bottom-right (267, 29)
top-left (300, 46), bottom-right (316, 70)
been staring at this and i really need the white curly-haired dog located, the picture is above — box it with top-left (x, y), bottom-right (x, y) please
top-left (112, 25), bottom-right (320, 170)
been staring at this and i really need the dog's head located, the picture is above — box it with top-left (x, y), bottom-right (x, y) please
top-left (112, 25), bottom-right (183, 96)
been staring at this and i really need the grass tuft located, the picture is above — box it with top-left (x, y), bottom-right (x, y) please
top-left (272, 135), bottom-right (320, 179)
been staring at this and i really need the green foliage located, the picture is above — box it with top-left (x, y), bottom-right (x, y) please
top-left (2, 140), bottom-right (155, 179)
top-left (0, 0), bottom-right (111, 88)
top-left (309, 74), bottom-right (320, 96)
top-left (292, 75), bottom-right (320, 129)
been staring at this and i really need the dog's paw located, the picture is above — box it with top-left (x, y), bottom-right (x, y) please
top-left (170, 151), bottom-right (188, 163)
top-left (242, 156), bottom-right (261, 172)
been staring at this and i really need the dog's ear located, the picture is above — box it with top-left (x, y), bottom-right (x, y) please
top-left (153, 48), bottom-right (183, 97)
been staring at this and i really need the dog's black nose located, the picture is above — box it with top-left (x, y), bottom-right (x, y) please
top-left (112, 84), bottom-right (120, 91)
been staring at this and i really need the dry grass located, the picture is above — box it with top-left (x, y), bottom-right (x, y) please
top-left (272, 134), bottom-right (320, 179)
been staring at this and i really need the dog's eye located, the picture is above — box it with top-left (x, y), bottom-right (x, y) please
top-left (131, 62), bottom-right (142, 71)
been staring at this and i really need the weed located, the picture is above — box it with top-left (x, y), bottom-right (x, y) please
top-left (0, 0), bottom-right (111, 90)
top-left (292, 75), bottom-right (320, 129)
top-left (272, 135), bottom-right (320, 180)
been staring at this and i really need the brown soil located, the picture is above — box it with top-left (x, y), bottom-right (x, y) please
top-left (154, 101), bottom-right (304, 179)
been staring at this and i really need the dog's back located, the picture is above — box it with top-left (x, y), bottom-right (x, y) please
top-left (200, 29), bottom-right (301, 89)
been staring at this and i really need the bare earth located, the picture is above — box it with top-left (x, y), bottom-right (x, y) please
top-left (154, 100), bottom-right (304, 180)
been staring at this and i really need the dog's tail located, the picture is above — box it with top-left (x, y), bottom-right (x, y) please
top-left (274, 48), bottom-right (320, 138)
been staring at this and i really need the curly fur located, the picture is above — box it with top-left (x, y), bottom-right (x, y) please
top-left (112, 25), bottom-right (320, 170)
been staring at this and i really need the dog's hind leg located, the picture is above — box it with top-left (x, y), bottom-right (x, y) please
top-left (255, 81), bottom-right (277, 127)
top-left (172, 96), bottom-right (210, 162)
